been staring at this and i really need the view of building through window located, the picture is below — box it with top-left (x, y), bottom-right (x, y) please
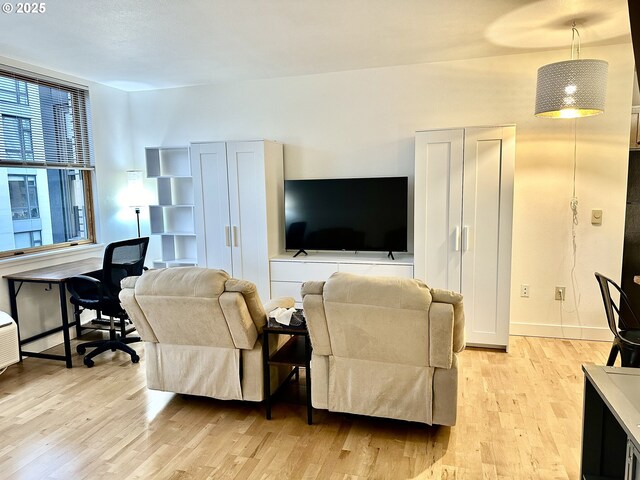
top-left (0, 73), bottom-right (93, 254)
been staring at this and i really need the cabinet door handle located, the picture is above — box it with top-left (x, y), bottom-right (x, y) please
top-left (225, 226), bottom-right (231, 247)
top-left (232, 226), bottom-right (239, 247)
top-left (462, 226), bottom-right (472, 252)
top-left (454, 226), bottom-right (461, 252)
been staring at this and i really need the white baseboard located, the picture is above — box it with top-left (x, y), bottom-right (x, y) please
top-left (510, 322), bottom-right (612, 342)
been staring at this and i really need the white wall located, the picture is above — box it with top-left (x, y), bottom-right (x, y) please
top-left (0, 41), bottom-right (632, 350)
top-left (0, 57), bottom-right (138, 351)
top-left (128, 42), bottom-right (635, 340)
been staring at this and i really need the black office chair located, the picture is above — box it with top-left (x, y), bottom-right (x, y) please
top-left (67, 237), bottom-right (149, 367)
top-left (595, 272), bottom-right (640, 367)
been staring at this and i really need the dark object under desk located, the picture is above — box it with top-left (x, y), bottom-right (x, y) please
top-left (262, 311), bottom-right (313, 425)
top-left (3, 257), bottom-right (102, 368)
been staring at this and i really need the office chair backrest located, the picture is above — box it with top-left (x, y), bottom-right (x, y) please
top-left (103, 237), bottom-right (149, 300)
top-left (595, 272), bottom-right (640, 338)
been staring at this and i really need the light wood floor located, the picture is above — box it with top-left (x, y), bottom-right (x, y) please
top-left (0, 336), bottom-right (611, 480)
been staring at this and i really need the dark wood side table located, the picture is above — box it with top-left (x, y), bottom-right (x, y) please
top-left (262, 311), bottom-right (313, 425)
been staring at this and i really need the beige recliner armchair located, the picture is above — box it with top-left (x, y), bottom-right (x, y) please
top-left (119, 267), bottom-right (294, 401)
top-left (302, 272), bottom-right (465, 426)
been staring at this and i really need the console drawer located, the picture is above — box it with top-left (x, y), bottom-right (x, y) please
top-left (338, 263), bottom-right (414, 278)
top-left (270, 281), bottom-right (303, 303)
top-left (270, 261), bottom-right (339, 282)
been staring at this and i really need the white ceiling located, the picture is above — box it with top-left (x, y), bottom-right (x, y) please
top-left (0, 0), bottom-right (631, 91)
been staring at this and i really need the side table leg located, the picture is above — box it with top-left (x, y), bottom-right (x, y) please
top-left (263, 330), bottom-right (271, 420)
top-left (305, 334), bottom-right (312, 425)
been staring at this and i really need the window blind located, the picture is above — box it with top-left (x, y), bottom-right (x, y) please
top-left (0, 66), bottom-right (93, 170)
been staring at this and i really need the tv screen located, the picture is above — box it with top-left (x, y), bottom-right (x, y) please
top-left (285, 177), bottom-right (408, 253)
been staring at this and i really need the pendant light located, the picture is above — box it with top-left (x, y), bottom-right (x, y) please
top-left (535, 24), bottom-right (608, 118)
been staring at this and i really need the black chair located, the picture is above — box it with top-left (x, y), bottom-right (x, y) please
top-left (67, 237), bottom-right (149, 367)
top-left (595, 272), bottom-right (640, 367)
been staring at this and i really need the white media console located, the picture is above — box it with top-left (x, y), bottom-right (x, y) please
top-left (270, 252), bottom-right (415, 306)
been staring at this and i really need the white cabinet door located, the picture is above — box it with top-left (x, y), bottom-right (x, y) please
top-left (462, 127), bottom-right (514, 347)
top-left (191, 140), bottom-right (282, 302)
top-left (414, 126), bottom-right (514, 348)
top-left (226, 141), bottom-right (270, 300)
top-left (190, 142), bottom-right (232, 273)
top-left (414, 129), bottom-right (464, 292)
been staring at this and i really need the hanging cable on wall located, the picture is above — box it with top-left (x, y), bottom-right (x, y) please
top-left (535, 21), bottom-right (608, 338)
top-left (567, 117), bottom-right (583, 336)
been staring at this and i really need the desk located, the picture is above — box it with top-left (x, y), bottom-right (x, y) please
top-left (3, 257), bottom-right (102, 368)
top-left (581, 365), bottom-right (640, 479)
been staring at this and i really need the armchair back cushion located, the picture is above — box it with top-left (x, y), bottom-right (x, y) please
top-left (127, 268), bottom-right (268, 349)
top-left (322, 273), bottom-right (432, 366)
top-left (119, 267), bottom-right (289, 402)
top-left (302, 272), bottom-right (465, 426)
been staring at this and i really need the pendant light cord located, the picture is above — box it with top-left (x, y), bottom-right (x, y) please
top-left (565, 117), bottom-right (583, 337)
top-left (571, 23), bottom-right (581, 60)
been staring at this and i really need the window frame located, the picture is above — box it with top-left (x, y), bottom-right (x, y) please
top-left (0, 65), bottom-right (96, 259)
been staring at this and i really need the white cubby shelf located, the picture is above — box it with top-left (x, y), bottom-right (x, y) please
top-left (146, 146), bottom-right (198, 268)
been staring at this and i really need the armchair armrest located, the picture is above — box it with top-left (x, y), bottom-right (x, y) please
top-left (431, 288), bottom-right (465, 353)
top-left (301, 282), bottom-right (331, 356)
top-left (67, 274), bottom-right (105, 301)
top-left (120, 275), bottom-right (139, 290)
top-left (224, 279), bottom-right (268, 330)
top-left (429, 302), bottom-right (455, 369)
top-left (301, 281), bottom-right (325, 297)
top-left (118, 279), bottom-right (158, 343)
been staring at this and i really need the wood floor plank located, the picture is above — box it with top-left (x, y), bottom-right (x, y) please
top-left (0, 335), bottom-right (612, 479)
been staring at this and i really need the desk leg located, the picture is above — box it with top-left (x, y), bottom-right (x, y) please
top-left (59, 283), bottom-right (73, 368)
top-left (305, 335), bottom-right (312, 425)
top-left (263, 330), bottom-right (271, 420)
top-left (7, 279), bottom-right (22, 362)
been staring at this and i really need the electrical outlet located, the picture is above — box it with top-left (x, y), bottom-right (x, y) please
top-left (555, 286), bottom-right (566, 301)
top-left (520, 284), bottom-right (530, 297)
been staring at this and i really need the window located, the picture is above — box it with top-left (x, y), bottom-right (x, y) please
top-left (0, 66), bottom-right (94, 257)
top-left (0, 78), bottom-right (28, 105)
top-left (9, 174), bottom-right (39, 219)
top-left (3, 116), bottom-right (34, 161)
top-left (14, 230), bottom-right (41, 249)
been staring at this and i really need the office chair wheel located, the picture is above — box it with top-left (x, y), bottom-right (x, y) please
top-left (131, 354), bottom-right (140, 364)
top-left (83, 357), bottom-right (94, 368)
top-left (77, 345), bottom-right (86, 355)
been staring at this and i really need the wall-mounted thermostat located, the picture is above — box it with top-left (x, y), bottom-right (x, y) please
top-left (591, 209), bottom-right (603, 225)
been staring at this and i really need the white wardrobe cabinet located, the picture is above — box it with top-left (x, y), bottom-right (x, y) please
top-left (190, 141), bottom-right (284, 301)
top-left (414, 126), bottom-right (515, 348)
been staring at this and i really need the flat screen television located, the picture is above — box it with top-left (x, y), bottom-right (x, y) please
top-left (284, 177), bottom-right (408, 254)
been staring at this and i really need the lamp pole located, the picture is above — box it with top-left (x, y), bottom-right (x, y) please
top-left (134, 207), bottom-right (141, 238)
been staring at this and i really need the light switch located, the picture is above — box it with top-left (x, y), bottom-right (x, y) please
top-left (591, 209), bottom-right (603, 225)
